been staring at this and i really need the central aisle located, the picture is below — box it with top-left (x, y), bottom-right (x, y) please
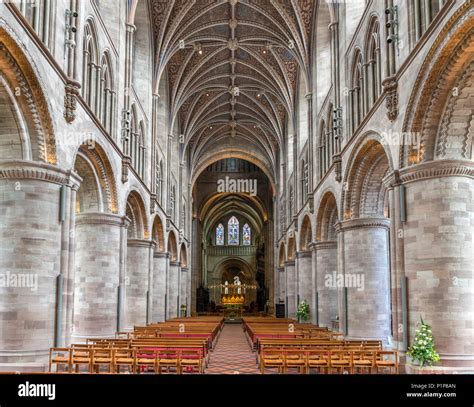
top-left (206, 323), bottom-right (259, 374)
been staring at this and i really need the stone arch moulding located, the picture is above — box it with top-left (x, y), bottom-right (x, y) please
top-left (299, 214), bottom-right (313, 252)
top-left (316, 191), bottom-right (339, 242)
top-left (125, 189), bottom-right (150, 239)
top-left (180, 243), bottom-right (188, 268)
top-left (340, 132), bottom-right (394, 220)
top-left (287, 236), bottom-right (296, 261)
top-left (167, 230), bottom-right (178, 262)
top-left (212, 257), bottom-right (255, 283)
top-left (401, 3), bottom-right (474, 167)
top-left (0, 23), bottom-right (57, 164)
top-left (152, 214), bottom-right (165, 252)
top-left (278, 242), bottom-right (286, 267)
top-left (73, 143), bottom-right (119, 214)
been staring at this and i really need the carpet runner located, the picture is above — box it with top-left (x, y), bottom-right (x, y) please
top-left (206, 323), bottom-right (259, 374)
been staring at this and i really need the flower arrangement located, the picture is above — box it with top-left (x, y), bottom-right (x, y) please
top-left (296, 300), bottom-right (310, 322)
top-left (406, 317), bottom-right (440, 367)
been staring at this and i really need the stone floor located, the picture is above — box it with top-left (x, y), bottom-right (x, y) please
top-left (206, 323), bottom-right (260, 374)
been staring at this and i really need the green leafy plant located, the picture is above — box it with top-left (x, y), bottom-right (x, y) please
top-left (296, 300), bottom-right (310, 322)
top-left (407, 317), bottom-right (440, 367)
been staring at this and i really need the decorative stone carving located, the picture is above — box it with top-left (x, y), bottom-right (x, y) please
top-left (333, 153), bottom-right (342, 182)
top-left (150, 193), bottom-right (157, 214)
top-left (382, 76), bottom-right (398, 121)
top-left (64, 80), bottom-right (81, 123)
top-left (227, 38), bottom-right (239, 51)
top-left (121, 156), bottom-right (132, 183)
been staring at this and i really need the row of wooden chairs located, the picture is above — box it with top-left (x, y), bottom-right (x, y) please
top-left (260, 349), bottom-right (398, 374)
top-left (49, 347), bottom-right (204, 374)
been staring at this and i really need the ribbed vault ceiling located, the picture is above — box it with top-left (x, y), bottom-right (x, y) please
top-left (151, 0), bottom-right (315, 177)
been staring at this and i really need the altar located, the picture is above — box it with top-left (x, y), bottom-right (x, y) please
top-left (208, 277), bottom-right (257, 320)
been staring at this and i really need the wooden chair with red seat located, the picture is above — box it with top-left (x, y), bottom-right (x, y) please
top-left (156, 349), bottom-right (179, 374)
top-left (284, 349), bottom-right (307, 374)
top-left (259, 349), bottom-right (284, 374)
top-left (114, 348), bottom-right (136, 374)
top-left (49, 348), bottom-right (72, 373)
top-left (179, 350), bottom-right (203, 374)
top-left (306, 349), bottom-right (330, 374)
top-left (329, 350), bottom-right (353, 374)
top-left (135, 349), bottom-right (158, 374)
top-left (375, 350), bottom-right (398, 374)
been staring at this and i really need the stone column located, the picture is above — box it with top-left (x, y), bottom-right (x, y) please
top-left (73, 213), bottom-right (125, 341)
top-left (296, 251), bottom-right (313, 319)
top-left (152, 252), bottom-right (167, 322)
top-left (180, 266), bottom-right (188, 316)
top-left (191, 217), bottom-right (200, 314)
top-left (314, 241), bottom-right (338, 328)
top-left (336, 218), bottom-right (391, 340)
top-left (0, 162), bottom-right (73, 371)
top-left (285, 260), bottom-right (296, 318)
top-left (168, 260), bottom-right (180, 319)
top-left (64, 182), bottom-right (80, 346)
top-left (276, 267), bottom-right (285, 302)
top-left (125, 239), bottom-right (154, 330)
top-left (400, 161), bottom-right (474, 370)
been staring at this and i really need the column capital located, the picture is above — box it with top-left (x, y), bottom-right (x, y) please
top-left (328, 21), bottom-right (339, 31)
top-left (75, 212), bottom-right (128, 227)
top-left (335, 218), bottom-right (391, 232)
top-left (153, 251), bottom-right (168, 259)
top-left (0, 160), bottom-right (82, 188)
top-left (296, 250), bottom-right (312, 259)
top-left (389, 160), bottom-right (474, 186)
top-left (126, 23), bottom-right (136, 33)
top-left (312, 240), bottom-right (337, 250)
top-left (127, 239), bottom-right (156, 249)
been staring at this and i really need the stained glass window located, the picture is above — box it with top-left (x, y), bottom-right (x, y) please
top-left (243, 223), bottom-right (251, 246)
top-left (216, 223), bottom-right (224, 246)
top-left (228, 216), bottom-right (239, 245)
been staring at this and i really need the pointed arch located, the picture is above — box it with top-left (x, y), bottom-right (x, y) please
top-left (82, 19), bottom-right (99, 109)
top-left (99, 50), bottom-right (116, 136)
top-left (216, 223), bottom-right (225, 246)
top-left (364, 16), bottom-right (382, 109)
top-left (228, 215), bottom-right (239, 245)
top-left (350, 48), bottom-right (364, 135)
top-left (242, 223), bottom-right (251, 246)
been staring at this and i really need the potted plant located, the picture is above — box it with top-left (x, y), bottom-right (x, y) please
top-left (296, 300), bottom-right (310, 323)
top-left (406, 317), bottom-right (440, 371)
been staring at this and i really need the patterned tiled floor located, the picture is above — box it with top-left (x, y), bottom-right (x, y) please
top-left (206, 323), bottom-right (260, 374)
